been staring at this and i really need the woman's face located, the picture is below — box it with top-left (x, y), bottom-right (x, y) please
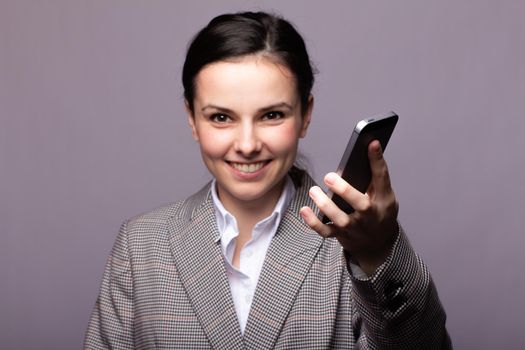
top-left (188, 55), bottom-right (312, 209)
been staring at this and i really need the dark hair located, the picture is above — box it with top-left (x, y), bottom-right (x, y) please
top-left (182, 11), bottom-right (315, 115)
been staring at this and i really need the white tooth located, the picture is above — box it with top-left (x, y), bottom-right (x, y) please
top-left (233, 162), bottom-right (264, 173)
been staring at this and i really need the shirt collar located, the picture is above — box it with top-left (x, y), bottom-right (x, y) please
top-left (210, 175), bottom-right (296, 243)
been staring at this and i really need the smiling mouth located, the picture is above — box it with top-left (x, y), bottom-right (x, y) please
top-left (229, 161), bottom-right (269, 173)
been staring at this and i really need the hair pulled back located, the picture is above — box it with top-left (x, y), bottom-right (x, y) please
top-left (182, 12), bottom-right (315, 114)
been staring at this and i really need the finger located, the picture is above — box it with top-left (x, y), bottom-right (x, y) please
top-left (308, 185), bottom-right (354, 227)
top-left (324, 172), bottom-right (371, 213)
top-left (299, 206), bottom-right (334, 238)
top-left (368, 140), bottom-right (392, 195)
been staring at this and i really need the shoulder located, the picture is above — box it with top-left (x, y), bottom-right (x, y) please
top-left (124, 182), bottom-right (212, 232)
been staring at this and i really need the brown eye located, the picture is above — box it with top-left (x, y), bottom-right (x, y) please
top-left (262, 111), bottom-right (284, 121)
top-left (210, 114), bottom-right (231, 123)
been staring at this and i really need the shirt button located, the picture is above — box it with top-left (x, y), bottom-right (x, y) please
top-left (245, 295), bottom-right (251, 303)
top-left (244, 250), bottom-right (253, 258)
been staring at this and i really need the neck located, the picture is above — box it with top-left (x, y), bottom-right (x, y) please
top-left (218, 180), bottom-right (285, 235)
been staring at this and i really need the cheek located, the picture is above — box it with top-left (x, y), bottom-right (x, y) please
top-left (197, 129), bottom-right (230, 159)
top-left (266, 123), bottom-right (302, 154)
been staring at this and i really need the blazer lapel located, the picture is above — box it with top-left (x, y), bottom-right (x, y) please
top-left (167, 185), bottom-right (244, 350)
top-left (243, 174), bottom-right (324, 349)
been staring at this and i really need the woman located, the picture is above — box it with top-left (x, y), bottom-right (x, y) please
top-left (85, 12), bottom-right (451, 349)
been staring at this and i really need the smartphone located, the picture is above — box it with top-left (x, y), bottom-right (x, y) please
top-left (321, 111), bottom-right (398, 224)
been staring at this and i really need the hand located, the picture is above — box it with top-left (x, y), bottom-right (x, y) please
top-left (300, 140), bottom-right (399, 276)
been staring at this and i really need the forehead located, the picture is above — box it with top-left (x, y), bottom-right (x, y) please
top-left (193, 55), bottom-right (299, 110)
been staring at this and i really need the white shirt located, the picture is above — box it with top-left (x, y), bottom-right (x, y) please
top-left (210, 176), bottom-right (295, 334)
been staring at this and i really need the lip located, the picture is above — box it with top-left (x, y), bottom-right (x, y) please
top-left (227, 160), bottom-right (271, 180)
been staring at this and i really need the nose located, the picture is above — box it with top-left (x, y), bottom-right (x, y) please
top-left (234, 121), bottom-right (262, 156)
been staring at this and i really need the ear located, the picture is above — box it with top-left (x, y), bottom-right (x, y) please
top-left (185, 100), bottom-right (199, 141)
top-left (299, 94), bottom-right (314, 138)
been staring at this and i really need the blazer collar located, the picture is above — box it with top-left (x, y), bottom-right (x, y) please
top-left (243, 172), bottom-right (324, 348)
top-left (167, 183), bottom-right (244, 349)
top-left (167, 171), bottom-right (323, 349)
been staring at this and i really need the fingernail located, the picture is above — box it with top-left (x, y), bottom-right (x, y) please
top-left (325, 173), bottom-right (336, 185)
top-left (373, 141), bottom-right (382, 154)
top-left (309, 186), bottom-right (321, 199)
top-left (299, 209), bottom-right (307, 220)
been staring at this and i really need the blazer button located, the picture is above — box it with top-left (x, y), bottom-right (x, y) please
top-left (384, 280), bottom-right (405, 312)
top-left (387, 294), bottom-right (406, 312)
top-left (385, 280), bottom-right (403, 300)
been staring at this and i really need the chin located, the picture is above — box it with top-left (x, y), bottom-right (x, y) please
top-left (229, 186), bottom-right (271, 203)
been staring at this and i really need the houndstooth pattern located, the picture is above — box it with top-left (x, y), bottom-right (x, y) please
top-left (84, 172), bottom-right (452, 349)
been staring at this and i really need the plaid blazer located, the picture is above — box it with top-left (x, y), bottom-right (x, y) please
top-left (85, 172), bottom-right (451, 349)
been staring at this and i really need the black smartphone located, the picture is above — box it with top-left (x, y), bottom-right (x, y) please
top-left (321, 111), bottom-right (398, 224)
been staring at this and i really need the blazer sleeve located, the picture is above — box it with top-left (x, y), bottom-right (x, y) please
top-left (347, 226), bottom-right (453, 349)
top-left (84, 220), bottom-right (135, 350)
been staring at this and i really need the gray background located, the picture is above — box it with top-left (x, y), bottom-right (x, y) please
top-left (1, 0), bottom-right (524, 349)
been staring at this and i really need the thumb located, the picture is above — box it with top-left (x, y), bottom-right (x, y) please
top-left (368, 140), bottom-right (391, 194)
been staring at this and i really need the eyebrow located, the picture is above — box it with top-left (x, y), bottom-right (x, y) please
top-left (201, 102), bottom-right (294, 113)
